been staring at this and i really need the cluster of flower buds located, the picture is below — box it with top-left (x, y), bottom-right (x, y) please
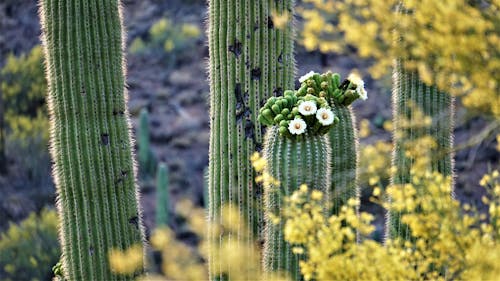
top-left (297, 71), bottom-right (367, 106)
top-left (258, 90), bottom-right (339, 138)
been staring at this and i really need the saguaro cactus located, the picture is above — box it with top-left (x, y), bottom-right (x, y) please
top-left (207, 0), bottom-right (295, 278)
top-left (156, 162), bottom-right (169, 227)
top-left (386, 61), bottom-right (455, 239)
top-left (259, 83), bottom-right (363, 279)
top-left (296, 71), bottom-right (365, 215)
top-left (39, 0), bottom-right (144, 279)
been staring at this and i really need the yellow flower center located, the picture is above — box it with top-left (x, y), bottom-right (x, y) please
top-left (295, 123), bottom-right (301, 129)
top-left (305, 105), bottom-right (311, 111)
top-left (322, 113), bottom-right (328, 120)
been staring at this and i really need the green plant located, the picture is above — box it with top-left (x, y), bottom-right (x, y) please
top-left (0, 209), bottom-right (60, 281)
top-left (207, 0), bottom-right (295, 279)
top-left (129, 18), bottom-right (201, 67)
top-left (0, 46), bottom-right (46, 118)
top-left (295, 71), bottom-right (365, 215)
top-left (138, 108), bottom-right (156, 180)
top-left (0, 45), bottom-right (47, 174)
top-left (5, 111), bottom-right (50, 182)
top-left (155, 162), bottom-right (169, 227)
top-left (39, 0), bottom-right (145, 279)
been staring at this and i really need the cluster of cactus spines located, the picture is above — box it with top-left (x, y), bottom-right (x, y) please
top-left (138, 108), bottom-right (156, 179)
top-left (296, 71), bottom-right (364, 214)
top-left (39, 0), bottom-right (144, 279)
top-left (155, 162), bottom-right (169, 227)
top-left (386, 60), bottom-right (455, 240)
top-left (207, 0), bottom-right (295, 278)
top-left (262, 126), bottom-right (331, 280)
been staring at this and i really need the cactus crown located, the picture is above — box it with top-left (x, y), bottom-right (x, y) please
top-left (258, 71), bottom-right (367, 139)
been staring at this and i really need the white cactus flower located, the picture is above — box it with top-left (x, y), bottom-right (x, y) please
top-left (316, 108), bottom-right (335, 126)
top-left (348, 73), bottom-right (368, 100)
top-left (298, 101), bottom-right (317, 116)
top-left (288, 118), bottom-right (307, 135)
top-left (299, 71), bottom-right (315, 83)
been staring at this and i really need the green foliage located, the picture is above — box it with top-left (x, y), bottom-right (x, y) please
top-left (0, 45), bottom-right (49, 180)
top-left (155, 162), bottom-right (169, 227)
top-left (5, 111), bottom-right (50, 181)
top-left (1, 45), bottom-right (46, 118)
top-left (129, 17), bottom-right (201, 66)
top-left (0, 209), bottom-right (60, 281)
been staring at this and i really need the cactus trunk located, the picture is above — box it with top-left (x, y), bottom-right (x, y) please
top-left (263, 126), bottom-right (331, 280)
top-left (207, 0), bottom-right (295, 278)
top-left (386, 60), bottom-right (455, 239)
top-left (328, 102), bottom-right (359, 215)
top-left (39, 0), bottom-right (144, 279)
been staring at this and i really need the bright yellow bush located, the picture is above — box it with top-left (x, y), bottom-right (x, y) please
top-left (282, 166), bottom-right (500, 280)
top-left (109, 199), bottom-right (289, 280)
top-left (299, 0), bottom-right (500, 118)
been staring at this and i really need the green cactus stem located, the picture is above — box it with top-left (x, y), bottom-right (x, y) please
top-left (296, 71), bottom-right (364, 215)
top-left (263, 126), bottom-right (331, 280)
top-left (386, 60), bottom-right (455, 240)
top-left (207, 0), bottom-right (295, 278)
top-left (155, 162), bottom-right (169, 227)
top-left (138, 108), bottom-right (156, 180)
top-left (39, 0), bottom-right (144, 279)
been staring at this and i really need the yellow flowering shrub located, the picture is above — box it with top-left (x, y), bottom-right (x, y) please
top-left (109, 198), bottom-right (289, 280)
top-left (299, 0), bottom-right (500, 118)
top-left (281, 167), bottom-right (500, 280)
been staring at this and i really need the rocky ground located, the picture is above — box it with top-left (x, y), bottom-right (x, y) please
top-left (0, 0), bottom-right (498, 235)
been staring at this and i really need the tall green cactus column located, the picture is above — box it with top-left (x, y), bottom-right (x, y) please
top-left (39, 0), bottom-right (144, 280)
top-left (386, 60), bottom-right (455, 239)
top-left (207, 0), bottom-right (295, 278)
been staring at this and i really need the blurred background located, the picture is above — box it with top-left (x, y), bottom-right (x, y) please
top-left (0, 0), bottom-right (498, 280)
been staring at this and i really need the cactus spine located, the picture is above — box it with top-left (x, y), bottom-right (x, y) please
top-left (386, 60), bottom-right (455, 239)
top-left (207, 0), bottom-right (295, 278)
top-left (263, 126), bottom-right (331, 280)
top-left (39, 0), bottom-right (144, 279)
top-left (155, 162), bottom-right (169, 227)
top-left (138, 108), bottom-right (156, 180)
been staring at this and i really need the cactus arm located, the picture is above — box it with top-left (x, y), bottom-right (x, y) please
top-left (39, 0), bottom-right (144, 280)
